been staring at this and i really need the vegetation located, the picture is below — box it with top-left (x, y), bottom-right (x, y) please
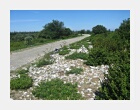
top-left (92, 25), bottom-right (107, 35)
top-left (10, 74), bottom-right (33, 90)
top-left (58, 46), bottom-right (70, 55)
top-left (65, 52), bottom-right (88, 60)
top-left (17, 69), bottom-right (28, 74)
top-left (10, 20), bottom-right (81, 51)
top-left (66, 67), bottom-right (83, 75)
top-left (32, 78), bottom-right (84, 100)
top-left (10, 17), bottom-right (130, 100)
top-left (88, 18), bottom-right (130, 100)
top-left (36, 52), bottom-right (54, 67)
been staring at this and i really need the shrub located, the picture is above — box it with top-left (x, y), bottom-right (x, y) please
top-left (59, 46), bottom-right (70, 55)
top-left (85, 48), bottom-right (111, 66)
top-left (66, 67), bottom-right (83, 75)
top-left (10, 74), bottom-right (33, 90)
top-left (32, 79), bottom-right (84, 100)
top-left (95, 53), bottom-right (130, 100)
top-left (17, 69), bottom-right (28, 74)
top-left (24, 36), bottom-right (33, 45)
top-left (36, 53), bottom-right (54, 67)
top-left (65, 52), bottom-right (88, 60)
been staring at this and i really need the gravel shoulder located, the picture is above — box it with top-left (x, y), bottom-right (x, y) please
top-left (10, 34), bottom-right (90, 71)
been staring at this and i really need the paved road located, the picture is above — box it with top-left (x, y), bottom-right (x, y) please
top-left (10, 34), bottom-right (90, 70)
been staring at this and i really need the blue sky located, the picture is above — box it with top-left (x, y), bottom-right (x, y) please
top-left (10, 10), bottom-right (130, 32)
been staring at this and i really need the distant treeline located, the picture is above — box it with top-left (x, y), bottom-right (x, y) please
top-left (10, 20), bottom-right (92, 51)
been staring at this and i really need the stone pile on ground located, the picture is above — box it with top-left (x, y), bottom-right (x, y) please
top-left (10, 45), bottom-right (109, 100)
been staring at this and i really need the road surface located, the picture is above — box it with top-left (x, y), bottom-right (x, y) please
top-left (10, 34), bottom-right (90, 70)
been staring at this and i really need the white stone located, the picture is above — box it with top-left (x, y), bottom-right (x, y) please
top-left (88, 45), bottom-right (93, 49)
top-left (23, 92), bottom-right (27, 95)
top-left (77, 45), bottom-right (88, 53)
top-left (66, 68), bottom-right (71, 71)
top-left (105, 70), bottom-right (109, 74)
top-left (87, 88), bottom-right (92, 92)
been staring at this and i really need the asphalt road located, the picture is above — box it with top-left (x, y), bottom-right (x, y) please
top-left (10, 34), bottom-right (90, 71)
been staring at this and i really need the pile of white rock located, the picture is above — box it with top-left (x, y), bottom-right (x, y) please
top-left (10, 44), bottom-right (109, 100)
top-left (77, 45), bottom-right (88, 53)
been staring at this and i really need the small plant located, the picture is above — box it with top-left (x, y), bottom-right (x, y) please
top-left (66, 67), bottom-right (83, 75)
top-left (36, 53), bottom-right (54, 67)
top-left (69, 44), bottom-right (81, 49)
top-left (59, 46), bottom-right (70, 55)
top-left (10, 74), bottom-right (33, 90)
top-left (17, 69), bottom-right (28, 74)
top-left (32, 78), bottom-right (84, 100)
top-left (65, 52), bottom-right (88, 60)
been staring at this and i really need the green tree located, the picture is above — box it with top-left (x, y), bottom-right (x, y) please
top-left (92, 25), bottom-right (107, 35)
top-left (117, 18), bottom-right (130, 40)
top-left (39, 20), bottom-right (65, 39)
top-left (63, 28), bottom-right (72, 36)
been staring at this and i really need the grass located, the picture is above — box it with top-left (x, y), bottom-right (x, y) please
top-left (10, 38), bottom-right (57, 52)
top-left (65, 52), bottom-right (88, 60)
top-left (10, 34), bottom-right (81, 52)
top-left (66, 67), bottom-right (83, 75)
top-left (17, 69), bottom-right (28, 74)
top-left (69, 37), bottom-right (90, 49)
top-left (58, 46), bottom-right (71, 55)
top-left (36, 52), bottom-right (54, 67)
top-left (10, 74), bottom-right (33, 90)
top-left (32, 78), bottom-right (84, 100)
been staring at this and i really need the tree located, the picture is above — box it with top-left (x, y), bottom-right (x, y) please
top-left (86, 30), bottom-right (91, 34)
top-left (92, 25), bottom-right (107, 35)
top-left (80, 29), bottom-right (85, 35)
top-left (117, 18), bottom-right (130, 40)
top-left (63, 28), bottom-right (72, 36)
top-left (38, 20), bottom-right (65, 39)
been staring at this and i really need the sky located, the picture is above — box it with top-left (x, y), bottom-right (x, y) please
top-left (10, 10), bottom-right (130, 32)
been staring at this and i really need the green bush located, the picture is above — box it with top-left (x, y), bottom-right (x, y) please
top-left (10, 74), bottom-right (33, 90)
top-left (59, 46), bottom-right (70, 55)
top-left (95, 52), bottom-right (130, 100)
top-left (17, 69), bottom-right (28, 74)
top-left (66, 67), bottom-right (83, 75)
top-left (24, 36), bottom-right (33, 45)
top-left (36, 53), bottom-right (54, 67)
top-left (65, 52), bottom-right (88, 60)
top-left (85, 48), bottom-right (111, 66)
top-left (32, 79), bottom-right (84, 100)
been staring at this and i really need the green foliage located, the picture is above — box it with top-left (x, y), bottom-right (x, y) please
top-left (10, 74), bottom-right (33, 90)
top-left (69, 37), bottom-right (90, 49)
top-left (24, 36), bottom-right (33, 45)
top-left (17, 69), bottom-right (28, 74)
top-left (63, 28), bottom-right (72, 36)
top-left (66, 67), bottom-right (83, 75)
top-left (95, 51), bottom-right (130, 100)
top-left (59, 46), bottom-right (70, 55)
top-left (32, 78), bottom-right (83, 100)
top-left (92, 25), bottom-right (107, 35)
top-left (38, 20), bottom-right (65, 39)
top-left (85, 48), bottom-right (111, 66)
top-left (65, 52), bottom-right (88, 60)
top-left (91, 18), bottom-right (130, 100)
top-left (117, 18), bottom-right (130, 40)
top-left (80, 29), bottom-right (86, 34)
top-left (36, 53), bottom-right (54, 67)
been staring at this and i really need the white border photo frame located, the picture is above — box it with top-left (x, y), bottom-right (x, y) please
top-left (0, 0), bottom-right (139, 110)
